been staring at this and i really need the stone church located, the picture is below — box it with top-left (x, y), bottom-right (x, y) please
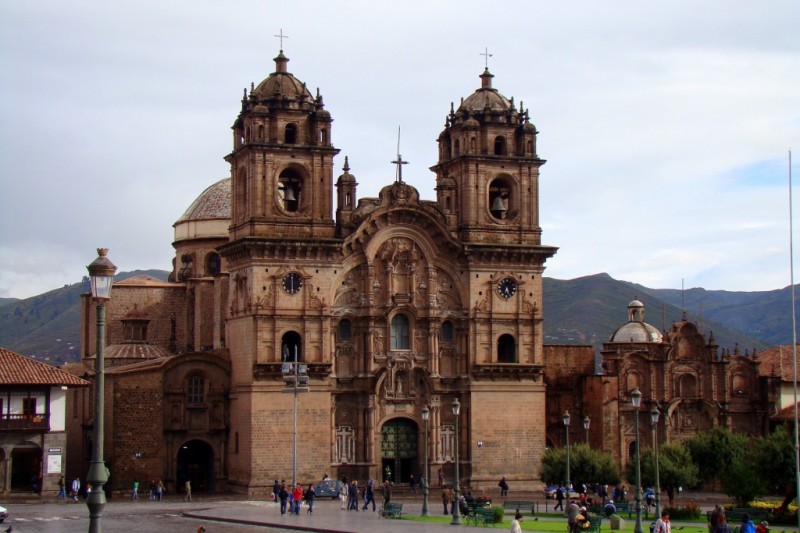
top-left (64, 49), bottom-right (777, 497)
top-left (65, 49), bottom-right (567, 495)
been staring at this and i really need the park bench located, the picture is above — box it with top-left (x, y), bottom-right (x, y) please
top-left (503, 500), bottom-right (537, 515)
top-left (577, 514), bottom-right (602, 533)
top-left (466, 506), bottom-right (497, 527)
top-left (381, 502), bottom-right (403, 519)
top-left (613, 501), bottom-right (634, 518)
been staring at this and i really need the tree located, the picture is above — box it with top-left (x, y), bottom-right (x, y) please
top-left (720, 455), bottom-right (763, 507)
top-left (685, 427), bottom-right (748, 485)
top-left (755, 425), bottom-right (797, 512)
top-left (627, 442), bottom-right (698, 507)
top-left (541, 444), bottom-right (620, 487)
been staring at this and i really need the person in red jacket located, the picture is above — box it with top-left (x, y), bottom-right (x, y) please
top-left (292, 483), bottom-right (304, 515)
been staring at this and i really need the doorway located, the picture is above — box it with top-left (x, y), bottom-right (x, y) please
top-left (380, 418), bottom-right (418, 484)
top-left (11, 442), bottom-right (42, 492)
top-left (176, 440), bottom-right (214, 494)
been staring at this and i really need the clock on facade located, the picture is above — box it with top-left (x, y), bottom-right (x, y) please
top-left (282, 273), bottom-right (303, 295)
top-left (497, 277), bottom-right (517, 299)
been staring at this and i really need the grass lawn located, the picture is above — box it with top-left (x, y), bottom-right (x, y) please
top-left (402, 514), bottom-right (710, 533)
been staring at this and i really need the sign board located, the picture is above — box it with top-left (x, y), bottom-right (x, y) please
top-left (47, 454), bottom-right (62, 474)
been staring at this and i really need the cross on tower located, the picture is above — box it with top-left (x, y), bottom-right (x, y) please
top-left (274, 28), bottom-right (289, 51)
top-left (391, 126), bottom-right (408, 182)
top-left (480, 46), bottom-right (493, 69)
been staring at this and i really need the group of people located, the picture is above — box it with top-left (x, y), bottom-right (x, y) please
top-left (338, 478), bottom-right (391, 512)
top-left (709, 506), bottom-right (769, 533)
top-left (272, 480), bottom-right (317, 515)
top-left (56, 476), bottom-right (91, 501)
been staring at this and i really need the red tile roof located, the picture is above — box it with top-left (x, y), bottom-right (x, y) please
top-left (0, 347), bottom-right (90, 386)
top-left (758, 344), bottom-right (800, 382)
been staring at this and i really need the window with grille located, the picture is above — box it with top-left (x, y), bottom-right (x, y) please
top-left (187, 376), bottom-right (205, 404)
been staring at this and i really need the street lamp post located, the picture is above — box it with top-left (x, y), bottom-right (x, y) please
top-left (421, 406), bottom-right (430, 517)
top-left (650, 405), bottom-right (661, 518)
top-left (281, 346), bottom-right (309, 487)
top-left (583, 416), bottom-right (590, 445)
top-left (86, 248), bottom-right (117, 533)
top-left (563, 411), bottom-right (571, 492)
top-left (631, 388), bottom-right (644, 533)
top-left (450, 398), bottom-right (462, 526)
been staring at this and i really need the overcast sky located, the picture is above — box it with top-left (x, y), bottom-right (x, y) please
top-left (1, 1), bottom-right (799, 299)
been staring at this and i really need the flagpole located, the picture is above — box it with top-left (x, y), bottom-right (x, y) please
top-left (789, 149), bottom-right (799, 529)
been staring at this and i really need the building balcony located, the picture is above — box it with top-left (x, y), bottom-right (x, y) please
top-left (0, 413), bottom-right (50, 431)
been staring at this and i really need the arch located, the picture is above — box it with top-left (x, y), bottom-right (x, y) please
top-left (258, 124), bottom-right (265, 139)
top-left (338, 318), bottom-right (352, 341)
top-left (497, 334), bottom-right (516, 363)
top-left (628, 439), bottom-right (638, 463)
top-left (278, 167), bottom-right (304, 213)
top-left (679, 374), bottom-right (698, 398)
top-left (488, 175), bottom-right (516, 220)
top-left (10, 441), bottom-right (42, 491)
top-left (284, 123), bottom-right (298, 144)
top-left (494, 135), bottom-right (507, 155)
top-left (441, 320), bottom-right (454, 343)
top-left (391, 314), bottom-right (410, 350)
top-left (176, 439), bottom-right (215, 494)
top-left (281, 331), bottom-right (302, 361)
top-left (380, 418), bottom-right (419, 484)
top-left (206, 252), bottom-right (221, 276)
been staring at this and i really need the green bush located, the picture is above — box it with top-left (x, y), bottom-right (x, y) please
top-left (492, 506), bottom-right (505, 523)
top-left (665, 502), bottom-right (702, 520)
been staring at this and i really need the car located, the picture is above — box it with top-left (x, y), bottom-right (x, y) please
top-left (0, 504), bottom-right (7, 523)
top-left (314, 479), bottom-right (343, 499)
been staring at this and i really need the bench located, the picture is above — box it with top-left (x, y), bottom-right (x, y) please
top-left (583, 515), bottom-right (602, 533)
top-left (468, 501), bottom-right (492, 515)
top-left (466, 506), bottom-right (497, 527)
top-left (613, 501), bottom-right (634, 519)
top-left (503, 500), bottom-right (536, 514)
top-left (381, 502), bottom-right (403, 519)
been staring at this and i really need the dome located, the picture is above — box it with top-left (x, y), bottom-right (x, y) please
top-left (337, 156), bottom-right (356, 183)
top-left (609, 322), bottom-right (663, 343)
top-left (250, 51), bottom-right (313, 102)
top-left (175, 178), bottom-right (231, 224)
top-left (629, 299), bottom-right (644, 308)
top-left (458, 69), bottom-right (513, 113)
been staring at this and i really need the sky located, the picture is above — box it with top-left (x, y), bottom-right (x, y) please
top-left (1, 1), bottom-right (799, 299)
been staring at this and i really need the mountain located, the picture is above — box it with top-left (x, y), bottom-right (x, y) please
top-left (0, 271), bottom-right (792, 361)
top-left (542, 273), bottom-right (776, 352)
top-left (0, 270), bottom-right (169, 364)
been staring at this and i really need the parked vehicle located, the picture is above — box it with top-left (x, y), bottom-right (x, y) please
top-left (0, 504), bottom-right (7, 522)
top-left (543, 485), bottom-right (580, 499)
top-left (314, 479), bottom-right (343, 499)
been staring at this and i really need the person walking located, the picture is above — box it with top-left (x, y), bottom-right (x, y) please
top-left (57, 475), bottom-right (66, 500)
top-left (339, 481), bottom-right (348, 510)
top-left (655, 510), bottom-right (671, 533)
top-left (555, 485), bottom-right (565, 511)
top-left (184, 480), bottom-right (192, 502)
top-left (156, 479), bottom-right (164, 502)
top-left (348, 480), bottom-right (359, 511)
top-left (71, 477), bottom-right (80, 501)
top-left (304, 483), bottom-right (316, 514)
top-left (278, 483), bottom-right (289, 515)
top-left (442, 485), bottom-right (451, 515)
top-left (381, 479), bottom-right (392, 510)
top-left (438, 467), bottom-right (444, 487)
top-left (292, 483), bottom-right (304, 515)
top-left (363, 479), bottom-right (376, 511)
top-left (499, 476), bottom-right (509, 497)
top-left (272, 479), bottom-right (280, 503)
top-left (511, 511), bottom-right (524, 533)
top-left (132, 479), bottom-right (139, 500)
top-left (149, 480), bottom-right (156, 501)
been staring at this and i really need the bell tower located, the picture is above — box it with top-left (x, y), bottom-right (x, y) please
top-left (226, 50), bottom-right (339, 240)
top-left (431, 67), bottom-right (543, 246)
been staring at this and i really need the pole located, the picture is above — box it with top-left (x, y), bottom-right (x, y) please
top-left (634, 409), bottom-right (643, 533)
top-left (565, 422), bottom-right (571, 493)
top-left (789, 149), bottom-right (800, 530)
top-left (292, 346), bottom-right (298, 488)
top-left (422, 414), bottom-right (430, 516)
top-left (87, 302), bottom-right (108, 533)
top-left (451, 409), bottom-right (461, 525)
top-left (652, 416), bottom-right (661, 517)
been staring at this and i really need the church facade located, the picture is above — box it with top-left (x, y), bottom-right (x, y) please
top-left (66, 49), bottom-right (563, 494)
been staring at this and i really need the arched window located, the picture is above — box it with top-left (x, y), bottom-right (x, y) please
top-left (680, 374), bottom-right (698, 398)
top-left (258, 125), bottom-right (265, 139)
top-left (391, 314), bottom-right (410, 350)
top-left (339, 319), bottom-right (352, 341)
top-left (320, 129), bottom-right (327, 144)
top-left (441, 320), bottom-right (454, 342)
top-left (494, 136), bottom-right (507, 155)
top-left (285, 123), bottom-right (298, 144)
top-left (497, 334), bottom-right (516, 363)
top-left (207, 253), bottom-right (221, 276)
top-left (281, 331), bottom-right (302, 362)
top-left (278, 168), bottom-right (303, 212)
top-left (488, 177), bottom-right (512, 220)
top-left (187, 375), bottom-right (205, 404)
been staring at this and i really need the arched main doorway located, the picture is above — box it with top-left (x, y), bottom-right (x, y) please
top-left (176, 440), bottom-right (214, 494)
top-left (380, 418), bottom-right (418, 484)
top-left (11, 442), bottom-right (42, 491)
